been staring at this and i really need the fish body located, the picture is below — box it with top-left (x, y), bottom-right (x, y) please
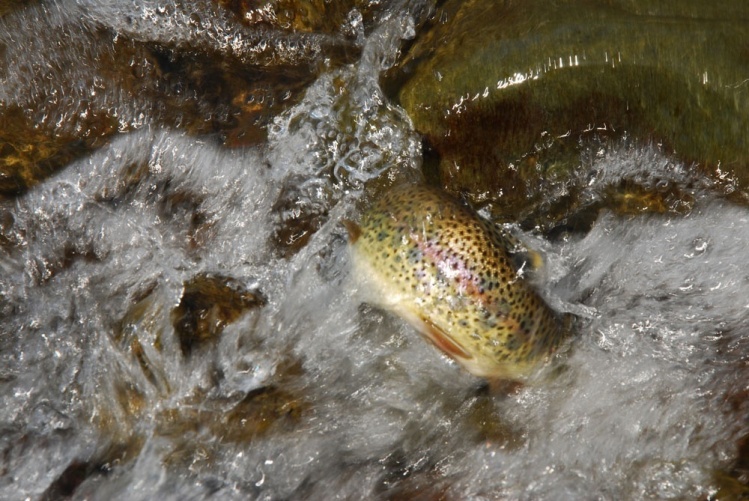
top-left (348, 184), bottom-right (570, 381)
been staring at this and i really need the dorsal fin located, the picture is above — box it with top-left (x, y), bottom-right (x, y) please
top-left (484, 220), bottom-right (545, 273)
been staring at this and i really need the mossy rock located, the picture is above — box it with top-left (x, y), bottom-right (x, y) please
top-left (391, 0), bottom-right (749, 226)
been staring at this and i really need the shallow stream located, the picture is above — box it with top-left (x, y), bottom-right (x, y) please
top-left (1, 1), bottom-right (749, 499)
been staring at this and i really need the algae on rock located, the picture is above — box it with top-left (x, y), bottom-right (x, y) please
top-left (392, 0), bottom-right (749, 227)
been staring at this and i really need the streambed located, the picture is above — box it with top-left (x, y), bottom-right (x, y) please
top-left (1, 1), bottom-right (748, 499)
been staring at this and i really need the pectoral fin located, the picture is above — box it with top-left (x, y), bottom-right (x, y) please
top-left (418, 317), bottom-right (473, 361)
top-left (342, 219), bottom-right (362, 243)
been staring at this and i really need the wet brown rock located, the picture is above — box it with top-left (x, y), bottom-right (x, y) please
top-left (0, 3), bottom-right (359, 195)
top-left (40, 460), bottom-right (92, 501)
top-left (114, 286), bottom-right (172, 393)
top-left (463, 394), bottom-right (524, 450)
top-left (712, 433), bottom-right (749, 500)
top-left (0, 104), bottom-right (117, 198)
top-left (218, 359), bottom-right (307, 444)
top-left (132, 1), bottom-right (364, 146)
top-left (602, 180), bottom-right (693, 216)
top-left (157, 363), bottom-right (308, 471)
top-left (172, 273), bottom-right (265, 356)
top-left (390, 0), bottom-right (749, 228)
top-left (157, 392), bottom-right (306, 474)
top-left (102, 281), bottom-right (304, 481)
top-left (0, 25), bottom-right (167, 197)
top-left (161, 360), bottom-right (305, 442)
top-left (39, 442), bottom-right (145, 501)
top-left (0, 0), bottom-right (34, 17)
top-left (216, 0), bottom-right (385, 36)
top-left (87, 394), bottom-right (148, 490)
top-left (711, 385), bottom-right (749, 500)
top-left (214, 385), bottom-right (307, 442)
top-left (0, 33), bottom-right (143, 196)
top-left (140, 42), bottom-right (322, 147)
top-left (271, 175), bottom-right (337, 258)
top-left (377, 469), bottom-right (452, 501)
top-left (0, 36), bottom-right (318, 196)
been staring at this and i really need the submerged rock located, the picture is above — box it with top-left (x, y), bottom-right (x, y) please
top-left (98, 276), bottom-right (306, 491)
top-left (0, 1), bottom-right (360, 195)
top-left (0, 0), bottom-right (30, 17)
top-left (215, 0), bottom-right (387, 37)
top-left (156, 358), bottom-right (308, 475)
top-left (390, 0), bottom-right (749, 228)
top-left (714, 438), bottom-right (749, 500)
top-left (172, 273), bottom-right (265, 356)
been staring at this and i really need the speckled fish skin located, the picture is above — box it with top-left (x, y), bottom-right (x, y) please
top-left (349, 184), bottom-right (570, 381)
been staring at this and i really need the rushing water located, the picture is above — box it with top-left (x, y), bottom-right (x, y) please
top-left (2, 1), bottom-right (749, 500)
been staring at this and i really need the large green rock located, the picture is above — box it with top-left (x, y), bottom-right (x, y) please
top-left (393, 0), bottom-right (749, 226)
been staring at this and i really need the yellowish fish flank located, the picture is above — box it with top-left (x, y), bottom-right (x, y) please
top-left (348, 184), bottom-right (571, 380)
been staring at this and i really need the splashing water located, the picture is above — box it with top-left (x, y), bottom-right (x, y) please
top-left (1, 1), bottom-right (749, 500)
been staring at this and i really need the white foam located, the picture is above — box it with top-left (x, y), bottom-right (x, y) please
top-left (1, 1), bottom-right (748, 499)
